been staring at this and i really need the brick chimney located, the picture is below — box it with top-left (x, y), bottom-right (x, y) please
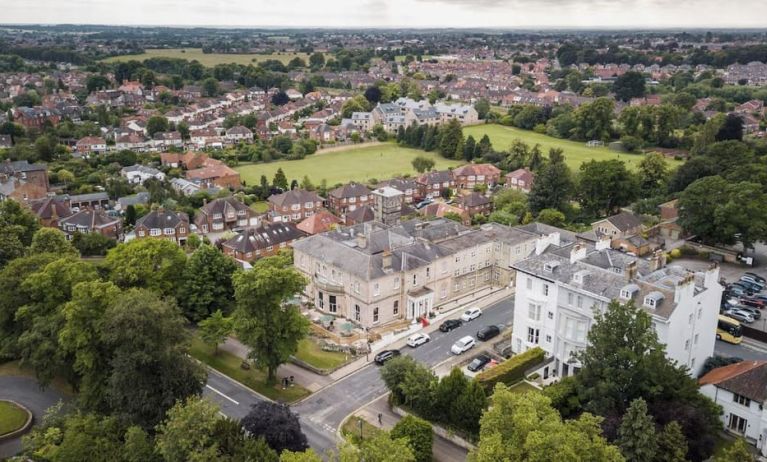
top-left (626, 261), bottom-right (637, 281)
top-left (356, 233), bottom-right (367, 249)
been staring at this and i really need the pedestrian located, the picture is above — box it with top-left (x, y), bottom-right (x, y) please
top-left (378, 412), bottom-right (382, 425)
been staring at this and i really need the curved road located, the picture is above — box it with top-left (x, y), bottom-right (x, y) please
top-left (0, 376), bottom-right (67, 459)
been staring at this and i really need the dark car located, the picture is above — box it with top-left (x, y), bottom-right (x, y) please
top-left (476, 325), bottom-right (501, 341)
top-left (729, 283), bottom-right (754, 296)
top-left (374, 349), bottom-right (401, 365)
top-left (745, 272), bottom-right (766, 284)
top-left (740, 297), bottom-right (766, 309)
top-left (737, 280), bottom-right (763, 293)
top-left (467, 354), bottom-right (492, 372)
top-left (439, 319), bottom-right (463, 332)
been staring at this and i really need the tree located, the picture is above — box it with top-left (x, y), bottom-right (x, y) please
top-left (100, 288), bottom-right (206, 428)
top-left (178, 245), bottom-right (238, 322)
top-left (537, 208), bottom-right (567, 227)
top-left (618, 398), bottom-right (657, 462)
top-left (463, 135), bottom-right (477, 161)
top-left (470, 386), bottom-right (622, 462)
top-left (241, 401), bottom-right (308, 453)
top-left (280, 450), bottom-right (323, 462)
top-left (72, 232), bottom-right (116, 257)
top-left (474, 98), bottom-right (491, 119)
top-left (528, 149), bottom-right (574, 214)
top-left (364, 86), bottom-right (382, 103)
top-left (273, 168), bottom-right (289, 191)
top-left (309, 52), bottom-right (325, 68)
top-left (715, 113), bottom-right (743, 142)
top-left (391, 416), bottom-right (432, 462)
top-left (199, 310), bottom-right (233, 355)
top-left (155, 396), bottom-right (222, 462)
top-left (57, 168), bottom-right (75, 187)
top-left (232, 255), bottom-right (310, 383)
top-left (655, 421), bottom-right (688, 462)
top-left (0, 198), bottom-right (40, 246)
top-left (202, 77), bottom-right (220, 97)
top-left (146, 115), bottom-right (170, 137)
top-left (0, 226), bottom-right (25, 268)
top-left (339, 431), bottom-right (416, 462)
top-left (272, 91), bottom-right (290, 106)
top-left (713, 438), bottom-right (754, 462)
top-left (438, 119), bottom-right (464, 159)
top-left (613, 71), bottom-right (647, 102)
top-left (573, 97), bottom-right (615, 141)
top-left (411, 156), bottom-right (435, 173)
top-left (577, 160), bottom-right (636, 217)
top-left (637, 152), bottom-right (669, 198)
top-left (106, 238), bottom-right (187, 297)
top-left (29, 227), bottom-right (78, 256)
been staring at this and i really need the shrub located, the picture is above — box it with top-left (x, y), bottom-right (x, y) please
top-left (476, 347), bottom-right (545, 391)
top-left (391, 415), bottom-right (433, 462)
top-left (670, 248), bottom-right (682, 258)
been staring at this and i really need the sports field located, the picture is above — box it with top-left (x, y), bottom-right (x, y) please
top-left (464, 124), bottom-right (684, 171)
top-left (236, 143), bottom-right (462, 186)
top-left (102, 48), bottom-right (315, 67)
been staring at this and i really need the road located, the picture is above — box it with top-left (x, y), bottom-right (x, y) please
top-left (205, 296), bottom-right (515, 454)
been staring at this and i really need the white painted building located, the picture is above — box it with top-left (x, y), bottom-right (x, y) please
top-left (120, 164), bottom-right (165, 184)
top-left (700, 360), bottom-right (767, 456)
top-left (510, 230), bottom-right (722, 379)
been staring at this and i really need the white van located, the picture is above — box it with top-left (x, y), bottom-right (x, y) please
top-left (451, 336), bottom-right (476, 355)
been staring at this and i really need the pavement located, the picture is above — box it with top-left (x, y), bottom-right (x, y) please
top-left (0, 376), bottom-right (67, 459)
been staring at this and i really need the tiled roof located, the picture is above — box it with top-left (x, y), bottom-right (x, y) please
top-left (136, 209), bottom-right (189, 229)
top-left (700, 360), bottom-right (767, 403)
top-left (268, 189), bottom-right (323, 208)
top-left (329, 182), bottom-right (372, 199)
top-left (297, 211), bottom-right (342, 235)
top-left (222, 222), bottom-right (305, 253)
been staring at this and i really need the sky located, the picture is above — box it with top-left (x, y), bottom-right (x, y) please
top-left (1, 0), bottom-right (766, 29)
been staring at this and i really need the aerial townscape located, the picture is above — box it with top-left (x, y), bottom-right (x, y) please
top-left (4, 1), bottom-right (767, 461)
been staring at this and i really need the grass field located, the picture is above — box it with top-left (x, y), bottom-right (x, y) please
top-left (294, 338), bottom-right (349, 371)
top-left (341, 415), bottom-right (381, 443)
top-left (464, 124), bottom-right (684, 172)
top-left (236, 144), bottom-right (462, 186)
top-left (189, 337), bottom-right (310, 403)
top-left (102, 48), bottom-right (315, 67)
top-left (0, 400), bottom-right (27, 436)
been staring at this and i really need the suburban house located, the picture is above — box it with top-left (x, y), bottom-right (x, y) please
top-left (194, 197), bottom-right (256, 234)
top-left (292, 219), bottom-right (539, 329)
top-left (185, 158), bottom-right (241, 190)
top-left (699, 361), bottom-right (767, 456)
top-left (416, 170), bottom-right (455, 199)
top-left (328, 182), bottom-right (373, 217)
top-left (221, 222), bottom-right (306, 262)
top-left (268, 189), bottom-right (325, 223)
top-left (510, 228), bottom-right (722, 379)
top-left (68, 192), bottom-right (110, 210)
top-left (134, 208), bottom-right (190, 245)
top-left (377, 177), bottom-right (419, 204)
top-left (0, 176), bottom-right (48, 202)
top-left (0, 159), bottom-right (49, 190)
top-left (75, 136), bottom-right (108, 155)
top-left (351, 112), bottom-right (373, 131)
top-left (120, 164), bottom-right (165, 184)
top-left (456, 191), bottom-right (492, 216)
top-left (28, 197), bottom-right (72, 227)
top-left (421, 202), bottom-right (469, 224)
top-left (345, 205), bottom-right (376, 225)
top-left (297, 210), bottom-right (342, 235)
top-left (434, 102), bottom-right (480, 125)
top-left (12, 106), bottom-right (61, 129)
top-left (170, 178), bottom-right (202, 196)
top-left (590, 211), bottom-right (656, 256)
top-left (505, 168), bottom-right (535, 193)
top-left (58, 209), bottom-right (122, 240)
top-left (225, 126), bottom-right (254, 143)
top-left (451, 163), bottom-right (502, 190)
top-left (116, 192), bottom-right (150, 212)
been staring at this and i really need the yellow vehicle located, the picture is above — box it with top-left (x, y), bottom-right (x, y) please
top-left (717, 315), bottom-right (743, 345)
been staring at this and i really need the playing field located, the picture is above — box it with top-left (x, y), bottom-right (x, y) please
top-left (464, 124), bottom-right (683, 171)
top-left (236, 143), bottom-right (462, 186)
top-left (102, 48), bottom-right (315, 67)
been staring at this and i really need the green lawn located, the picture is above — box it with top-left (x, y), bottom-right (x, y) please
top-left (250, 201), bottom-right (269, 213)
top-left (507, 381), bottom-right (541, 395)
top-left (0, 360), bottom-right (74, 396)
top-left (0, 400), bottom-right (28, 436)
top-left (102, 48), bottom-right (316, 67)
top-left (341, 415), bottom-right (381, 443)
top-left (294, 338), bottom-right (349, 371)
top-left (464, 124), bottom-right (684, 172)
top-left (189, 337), bottom-right (310, 403)
top-left (236, 143), bottom-right (462, 187)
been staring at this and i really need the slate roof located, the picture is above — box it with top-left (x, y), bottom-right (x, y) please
top-left (329, 182), bottom-right (372, 199)
top-left (602, 211), bottom-right (643, 232)
top-left (345, 205), bottom-right (375, 225)
top-left (268, 189), bottom-right (324, 208)
top-left (117, 192), bottom-right (150, 209)
top-left (136, 209), bottom-right (189, 229)
top-left (458, 192), bottom-right (490, 207)
top-left (29, 197), bottom-right (71, 220)
top-left (198, 197), bottom-right (250, 218)
top-left (222, 222), bottom-right (305, 253)
top-left (59, 209), bottom-right (119, 230)
top-left (0, 159), bottom-right (46, 174)
top-left (700, 360), bottom-right (767, 403)
top-left (417, 170), bottom-right (453, 185)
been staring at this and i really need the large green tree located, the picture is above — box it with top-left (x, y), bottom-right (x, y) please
top-left (613, 71), bottom-right (647, 102)
top-left (528, 148), bottom-right (575, 214)
top-left (573, 97), bottom-right (615, 141)
top-left (0, 198), bottom-right (40, 246)
top-left (391, 415), bottom-right (433, 462)
top-left (198, 309), bottom-right (233, 355)
top-left (29, 227), bottom-right (79, 256)
top-left (178, 245), bottom-right (238, 322)
top-left (106, 238), bottom-right (187, 297)
top-left (655, 421), bottom-right (688, 462)
top-left (577, 160), bottom-right (636, 217)
top-left (618, 398), bottom-right (657, 462)
top-left (637, 152), bottom-right (669, 198)
top-left (232, 255), bottom-right (310, 383)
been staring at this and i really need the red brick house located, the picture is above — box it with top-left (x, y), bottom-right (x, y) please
top-left (221, 222), bottom-right (306, 262)
top-left (328, 182), bottom-right (373, 217)
top-left (505, 168), bottom-right (534, 193)
top-left (297, 210), bottom-right (342, 235)
top-left (58, 209), bottom-right (122, 240)
top-left (185, 158), bottom-right (242, 190)
top-left (194, 197), bottom-right (255, 234)
top-left (268, 189), bottom-right (325, 223)
top-left (135, 209), bottom-right (190, 245)
top-left (416, 170), bottom-right (455, 199)
top-left (456, 192), bottom-right (492, 216)
top-left (29, 197), bottom-right (72, 227)
top-left (451, 163), bottom-right (502, 190)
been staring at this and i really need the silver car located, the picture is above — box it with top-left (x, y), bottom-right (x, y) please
top-left (725, 308), bottom-right (755, 324)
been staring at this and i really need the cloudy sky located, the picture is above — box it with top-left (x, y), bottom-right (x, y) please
top-left (2, 0), bottom-right (766, 28)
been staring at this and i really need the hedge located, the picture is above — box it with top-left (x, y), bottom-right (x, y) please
top-left (476, 347), bottom-right (545, 391)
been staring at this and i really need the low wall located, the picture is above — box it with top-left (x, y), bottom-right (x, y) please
top-left (391, 405), bottom-right (477, 451)
top-left (683, 241), bottom-right (741, 264)
top-left (742, 325), bottom-right (767, 343)
top-left (0, 400), bottom-right (33, 442)
top-left (289, 355), bottom-right (357, 376)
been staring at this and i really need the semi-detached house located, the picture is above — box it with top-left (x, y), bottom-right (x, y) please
top-left (268, 189), bottom-right (324, 223)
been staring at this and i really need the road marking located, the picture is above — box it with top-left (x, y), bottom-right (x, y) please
top-left (206, 384), bottom-right (239, 405)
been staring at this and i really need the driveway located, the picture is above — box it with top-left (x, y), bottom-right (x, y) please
top-left (0, 376), bottom-right (67, 459)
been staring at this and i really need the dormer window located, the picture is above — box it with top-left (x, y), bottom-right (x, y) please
top-left (543, 261), bottom-right (560, 273)
top-left (620, 284), bottom-right (640, 300)
top-left (644, 291), bottom-right (664, 309)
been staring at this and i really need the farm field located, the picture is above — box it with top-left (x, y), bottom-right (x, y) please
top-left (236, 143), bottom-right (462, 186)
top-left (102, 48), bottom-right (315, 67)
top-left (464, 124), bottom-right (684, 171)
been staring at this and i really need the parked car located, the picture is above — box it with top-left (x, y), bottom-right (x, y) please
top-left (738, 305), bottom-right (762, 320)
top-left (476, 325), bottom-right (501, 341)
top-left (451, 336), bottom-right (476, 355)
top-left (728, 284), bottom-right (753, 297)
top-left (460, 307), bottom-right (482, 322)
top-left (739, 297), bottom-right (766, 309)
top-left (374, 349), bottom-right (401, 365)
top-left (467, 353), bottom-right (492, 372)
top-left (739, 277), bottom-right (765, 291)
top-left (724, 308), bottom-right (755, 324)
top-left (415, 198), bottom-right (433, 210)
top-left (406, 333), bottom-right (430, 348)
top-left (439, 319), bottom-right (463, 332)
top-left (750, 294), bottom-right (767, 304)
top-left (744, 272), bottom-right (766, 284)
top-left (738, 279), bottom-right (764, 293)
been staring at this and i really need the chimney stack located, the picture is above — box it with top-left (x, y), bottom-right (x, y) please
top-left (626, 261), bottom-right (637, 281)
top-left (382, 250), bottom-right (392, 271)
top-left (570, 243), bottom-right (587, 263)
top-left (649, 250), bottom-right (662, 272)
top-left (356, 233), bottom-right (367, 249)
